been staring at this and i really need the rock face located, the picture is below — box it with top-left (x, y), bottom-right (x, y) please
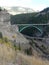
top-left (0, 9), bottom-right (30, 49)
top-left (0, 9), bottom-right (10, 25)
top-left (0, 9), bottom-right (31, 65)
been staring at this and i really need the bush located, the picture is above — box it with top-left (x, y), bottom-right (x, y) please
top-left (3, 37), bottom-right (9, 43)
top-left (41, 45), bottom-right (46, 50)
top-left (25, 47), bottom-right (33, 55)
top-left (19, 43), bottom-right (21, 50)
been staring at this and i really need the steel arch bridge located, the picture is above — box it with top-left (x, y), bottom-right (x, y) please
top-left (18, 25), bottom-right (44, 37)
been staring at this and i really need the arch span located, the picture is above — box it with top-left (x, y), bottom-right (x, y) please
top-left (20, 25), bottom-right (43, 37)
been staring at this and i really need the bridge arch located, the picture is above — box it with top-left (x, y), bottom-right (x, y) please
top-left (20, 25), bottom-right (43, 37)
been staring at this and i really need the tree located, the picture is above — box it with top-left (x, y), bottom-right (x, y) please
top-left (0, 7), bottom-right (2, 11)
top-left (0, 32), bottom-right (3, 38)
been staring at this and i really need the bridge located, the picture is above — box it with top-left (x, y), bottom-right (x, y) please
top-left (17, 24), bottom-right (46, 37)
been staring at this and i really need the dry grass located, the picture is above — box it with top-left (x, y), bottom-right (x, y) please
top-left (0, 39), bottom-right (16, 65)
top-left (17, 52), bottom-right (49, 65)
top-left (0, 38), bottom-right (49, 65)
top-left (0, 43), bottom-right (16, 62)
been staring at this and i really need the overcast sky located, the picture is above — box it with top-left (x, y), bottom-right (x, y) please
top-left (0, 0), bottom-right (49, 11)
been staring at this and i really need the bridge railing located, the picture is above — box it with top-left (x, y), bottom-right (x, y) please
top-left (16, 24), bottom-right (49, 26)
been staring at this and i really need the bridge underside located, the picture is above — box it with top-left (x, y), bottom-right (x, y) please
top-left (20, 26), bottom-right (43, 37)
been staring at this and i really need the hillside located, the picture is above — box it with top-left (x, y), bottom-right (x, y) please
top-left (11, 7), bottom-right (49, 24)
top-left (11, 12), bottom-right (37, 24)
top-left (0, 36), bottom-right (49, 65)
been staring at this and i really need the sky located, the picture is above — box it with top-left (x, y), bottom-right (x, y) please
top-left (0, 0), bottom-right (49, 11)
